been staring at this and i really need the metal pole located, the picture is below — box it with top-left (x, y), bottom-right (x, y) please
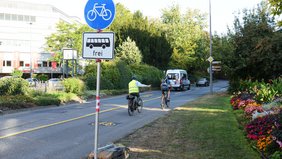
top-left (94, 59), bottom-right (101, 159)
top-left (72, 59), bottom-right (74, 77)
top-left (29, 22), bottom-right (33, 78)
top-left (62, 59), bottom-right (65, 79)
top-left (209, 0), bottom-right (213, 94)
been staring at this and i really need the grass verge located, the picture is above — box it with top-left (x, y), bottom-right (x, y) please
top-left (116, 93), bottom-right (260, 159)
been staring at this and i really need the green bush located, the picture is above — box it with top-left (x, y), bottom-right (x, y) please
top-left (130, 64), bottom-right (163, 87)
top-left (0, 78), bottom-right (29, 96)
top-left (37, 74), bottom-right (48, 82)
top-left (11, 69), bottom-right (23, 78)
top-left (272, 77), bottom-right (282, 96)
top-left (84, 61), bottom-right (163, 90)
top-left (34, 94), bottom-right (60, 106)
top-left (49, 92), bottom-right (78, 103)
top-left (85, 74), bottom-right (96, 90)
top-left (62, 78), bottom-right (85, 95)
top-left (84, 61), bottom-right (132, 90)
top-left (252, 83), bottom-right (278, 103)
top-left (0, 95), bottom-right (35, 110)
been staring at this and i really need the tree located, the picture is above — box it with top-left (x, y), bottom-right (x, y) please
top-left (11, 69), bottom-right (23, 78)
top-left (268, 0), bottom-right (282, 26)
top-left (229, 1), bottom-right (282, 81)
top-left (115, 37), bottom-right (143, 65)
top-left (161, 5), bottom-right (208, 71)
top-left (45, 21), bottom-right (93, 57)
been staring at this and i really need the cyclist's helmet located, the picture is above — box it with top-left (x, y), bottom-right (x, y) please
top-left (131, 75), bottom-right (137, 80)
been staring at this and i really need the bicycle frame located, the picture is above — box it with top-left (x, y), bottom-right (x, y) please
top-left (92, 3), bottom-right (107, 16)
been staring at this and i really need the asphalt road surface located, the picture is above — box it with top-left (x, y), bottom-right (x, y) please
top-left (0, 80), bottom-right (228, 159)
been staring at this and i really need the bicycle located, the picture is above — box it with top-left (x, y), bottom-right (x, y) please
top-left (87, 3), bottom-right (112, 21)
top-left (126, 94), bottom-right (143, 116)
top-left (161, 90), bottom-right (170, 109)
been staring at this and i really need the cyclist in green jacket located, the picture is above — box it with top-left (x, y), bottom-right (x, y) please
top-left (128, 76), bottom-right (151, 98)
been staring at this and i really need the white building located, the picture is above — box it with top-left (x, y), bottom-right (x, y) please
top-left (0, 0), bottom-right (81, 77)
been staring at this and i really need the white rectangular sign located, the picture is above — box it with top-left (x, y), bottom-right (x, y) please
top-left (82, 32), bottom-right (114, 59)
top-left (63, 49), bottom-right (77, 60)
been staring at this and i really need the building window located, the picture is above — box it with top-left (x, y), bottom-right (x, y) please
top-left (3, 61), bottom-right (5, 66)
top-left (37, 64), bottom-right (42, 67)
top-left (12, 14), bottom-right (17, 21)
top-left (0, 13), bottom-right (4, 20)
top-left (5, 13), bottom-right (11, 21)
top-left (6, 61), bottom-right (11, 67)
top-left (18, 15), bottom-right (23, 21)
top-left (24, 15), bottom-right (29, 21)
top-left (43, 61), bottom-right (47, 67)
top-left (19, 61), bottom-right (24, 67)
top-left (30, 16), bottom-right (36, 22)
top-left (48, 62), bottom-right (52, 67)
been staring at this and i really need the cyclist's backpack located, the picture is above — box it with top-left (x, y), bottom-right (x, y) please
top-left (161, 83), bottom-right (168, 91)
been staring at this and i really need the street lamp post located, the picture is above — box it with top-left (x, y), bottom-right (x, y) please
top-left (209, 0), bottom-right (213, 94)
top-left (29, 22), bottom-right (33, 78)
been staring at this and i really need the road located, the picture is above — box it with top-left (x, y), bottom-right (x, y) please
top-left (0, 80), bottom-right (228, 159)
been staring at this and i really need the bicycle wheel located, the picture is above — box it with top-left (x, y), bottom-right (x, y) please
top-left (137, 98), bottom-right (143, 113)
top-left (87, 10), bottom-right (97, 21)
top-left (128, 100), bottom-right (134, 116)
top-left (102, 9), bottom-right (112, 21)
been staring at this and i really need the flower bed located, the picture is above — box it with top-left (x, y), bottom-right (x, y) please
top-left (230, 79), bottom-right (282, 158)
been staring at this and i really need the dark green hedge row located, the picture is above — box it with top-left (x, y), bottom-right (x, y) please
top-left (84, 61), bottom-right (164, 90)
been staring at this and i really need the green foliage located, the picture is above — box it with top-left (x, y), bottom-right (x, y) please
top-left (269, 151), bottom-right (282, 159)
top-left (0, 78), bottom-right (29, 96)
top-left (85, 74), bottom-right (96, 90)
top-left (252, 83), bottom-right (278, 103)
top-left (268, 0), bottom-right (282, 26)
top-left (37, 74), bottom-right (48, 81)
top-left (11, 69), bottom-right (23, 78)
top-left (130, 64), bottom-right (163, 87)
top-left (228, 2), bottom-right (282, 81)
top-left (62, 78), bottom-right (85, 95)
top-left (84, 61), bottom-right (132, 90)
top-left (271, 77), bottom-right (282, 95)
top-left (33, 94), bottom-right (61, 106)
top-left (229, 79), bottom-right (281, 104)
top-left (115, 37), bottom-right (143, 65)
top-left (162, 5), bottom-right (207, 71)
top-left (0, 95), bottom-right (35, 110)
top-left (48, 52), bottom-right (63, 63)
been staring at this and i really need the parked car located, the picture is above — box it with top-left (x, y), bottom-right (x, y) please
top-left (166, 69), bottom-right (191, 91)
top-left (26, 78), bottom-right (38, 86)
top-left (48, 78), bottom-right (63, 90)
top-left (196, 78), bottom-right (209, 87)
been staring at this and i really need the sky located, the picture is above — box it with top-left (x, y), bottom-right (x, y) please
top-left (14, 0), bottom-right (263, 34)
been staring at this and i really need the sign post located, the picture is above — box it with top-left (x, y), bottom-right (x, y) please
top-left (84, 0), bottom-right (115, 159)
top-left (63, 49), bottom-right (77, 78)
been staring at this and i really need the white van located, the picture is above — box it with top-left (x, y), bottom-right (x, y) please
top-left (166, 69), bottom-right (191, 91)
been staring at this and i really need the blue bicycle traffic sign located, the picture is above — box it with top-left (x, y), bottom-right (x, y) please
top-left (84, 0), bottom-right (115, 30)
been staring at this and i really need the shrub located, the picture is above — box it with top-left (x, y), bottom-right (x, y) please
top-left (11, 69), bottom-right (23, 78)
top-left (271, 78), bottom-right (282, 96)
top-left (130, 64), bottom-right (163, 87)
top-left (37, 74), bottom-right (48, 82)
top-left (0, 78), bottom-right (29, 96)
top-left (34, 95), bottom-right (60, 106)
top-left (0, 95), bottom-right (35, 110)
top-left (85, 74), bottom-right (96, 90)
top-left (62, 78), bottom-right (85, 95)
top-left (252, 83), bottom-right (278, 103)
